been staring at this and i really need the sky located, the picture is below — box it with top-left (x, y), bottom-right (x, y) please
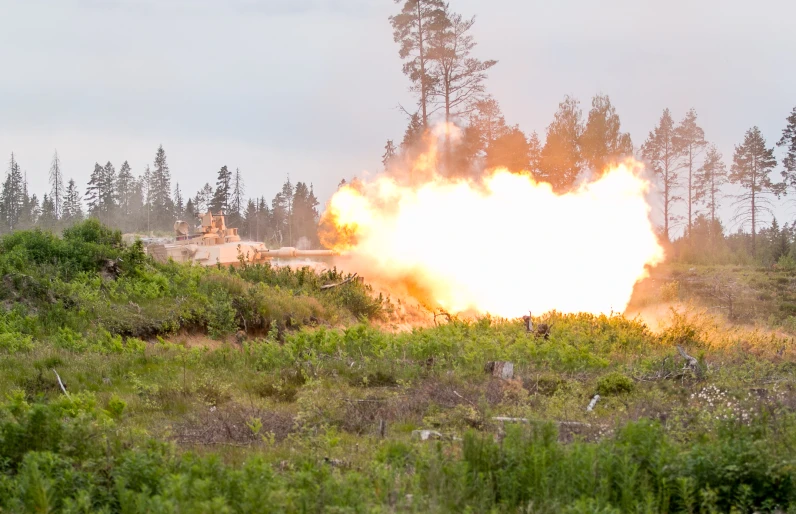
top-left (1, 0), bottom-right (795, 235)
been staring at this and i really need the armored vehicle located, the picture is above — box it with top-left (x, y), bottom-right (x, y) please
top-left (145, 211), bottom-right (336, 266)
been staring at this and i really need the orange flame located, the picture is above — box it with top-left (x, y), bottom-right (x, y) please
top-left (321, 139), bottom-right (665, 318)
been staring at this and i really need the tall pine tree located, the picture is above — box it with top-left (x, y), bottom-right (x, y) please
top-left (390, 0), bottom-right (449, 127)
top-left (641, 109), bottom-right (684, 241)
top-left (674, 109), bottom-right (707, 235)
top-left (694, 144), bottom-right (727, 228)
top-left (729, 126), bottom-right (779, 253)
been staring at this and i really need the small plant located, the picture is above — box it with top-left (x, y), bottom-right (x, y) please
top-left (105, 395), bottom-right (126, 419)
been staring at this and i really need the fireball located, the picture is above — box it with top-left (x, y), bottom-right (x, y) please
top-left (321, 136), bottom-right (664, 318)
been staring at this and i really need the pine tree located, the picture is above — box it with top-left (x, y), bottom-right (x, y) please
top-left (694, 144), bottom-right (727, 228)
top-left (401, 113), bottom-right (425, 150)
top-left (778, 106), bottom-right (796, 191)
top-left (579, 94), bottom-right (633, 174)
top-left (49, 150), bottom-right (64, 219)
top-left (211, 165), bottom-right (232, 214)
top-left (641, 108), bottom-right (684, 241)
top-left (538, 95), bottom-right (584, 192)
top-left (674, 109), bottom-right (707, 235)
top-left (390, 0), bottom-right (449, 127)
top-left (382, 140), bottom-right (397, 171)
top-left (428, 8), bottom-right (496, 123)
top-left (63, 178), bottom-right (84, 225)
top-left (729, 126), bottom-right (779, 253)
top-left (149, 145), bottom-right (173, 229)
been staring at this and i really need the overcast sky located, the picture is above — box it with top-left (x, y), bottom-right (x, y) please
top-left (1, 0), bottom-right (794, 233)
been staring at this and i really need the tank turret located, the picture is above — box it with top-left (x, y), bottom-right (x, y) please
top-left (145, 211), bottom-right (336, 266)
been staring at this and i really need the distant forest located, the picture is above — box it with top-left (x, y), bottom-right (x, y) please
top-left (1, 0), bottom-right (796, 262)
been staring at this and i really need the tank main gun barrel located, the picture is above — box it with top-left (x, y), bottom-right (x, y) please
top-left (266, 247), bottom-right (338, 258)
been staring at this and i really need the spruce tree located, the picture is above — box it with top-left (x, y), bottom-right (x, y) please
top-left (149, 145), bottom-right (173, 229)
top-left (116, 161), bottom-right (134, 217)
top-left (39, 194), bottom-right (56, 230)
top-left (230, 168), bottom-right (245, 225)
top-left (211, 165), bottom-right (232, 214)
top-left (485, 127), bottom-right (530, 173)
top-left (85, 163), bottom-right (103, 219)
top-left (184, 198), bottom-right (196, 222)
top-left (538, 96), bottom-right (584, 192)
top-left (729, 126), bottom-right (779, 253)
top-left (641, 109), bottom-right (684, 241)
top-left (63, 178), bottom-right (84, 225)
top-left (674, 109), bottom-right (707, 235)
top-left (1, 153), bottom-right (25, 231)
top-left (579, 94), bottom-right (633, 173)
top-left (401, 113), bottom-right (425, 150)
top-left (382, 140), bottom-right (397, 171)
top-left (49, 150), bottom-right (64, 219)
top-left (100, 161), bottom-right (117, 223)
top-left (173, 183), bottom-right (184, 219)
top-left (193, 183), bottom-right (213, 213)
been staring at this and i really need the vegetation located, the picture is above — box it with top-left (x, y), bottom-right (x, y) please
top-left (1, 223), bottom-right (796, 511)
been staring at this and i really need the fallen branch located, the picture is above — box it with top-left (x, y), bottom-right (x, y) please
top-left (320, 273), bottom-right (358, 290)
top-left (676, 345), bottom-right (699, 370)
top-left (52, 369), bottom-right (70, 397)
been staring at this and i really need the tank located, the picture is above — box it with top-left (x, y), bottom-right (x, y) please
top-left (144, 211), bottom-right (336, 266)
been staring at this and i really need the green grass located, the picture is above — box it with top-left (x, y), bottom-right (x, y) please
top-left (2, 223), bottom-right (796, 512)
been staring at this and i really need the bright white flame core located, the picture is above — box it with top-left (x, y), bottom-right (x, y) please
top-left (325, 160), bottom-right (664, 318)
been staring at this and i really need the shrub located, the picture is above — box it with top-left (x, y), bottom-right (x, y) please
top-left (596, 372), bottom-right (634, 396)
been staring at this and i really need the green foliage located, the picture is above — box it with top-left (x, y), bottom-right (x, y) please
top-left (0, 223), bottom-right (384, 351)
top-left (596, 372), bottom-right (634, 396)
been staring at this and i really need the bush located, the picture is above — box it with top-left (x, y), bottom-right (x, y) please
top-left (596, 372), bottom-right (634, 396)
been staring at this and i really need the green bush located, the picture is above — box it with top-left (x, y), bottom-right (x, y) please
top-left (596, 372), bottom-right (634, 396)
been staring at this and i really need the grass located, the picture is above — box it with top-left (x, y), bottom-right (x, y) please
top-left (2, 223), bottom-right (796, 512)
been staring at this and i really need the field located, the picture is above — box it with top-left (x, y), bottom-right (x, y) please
top-left (2, 222), bottom-right (796, 513)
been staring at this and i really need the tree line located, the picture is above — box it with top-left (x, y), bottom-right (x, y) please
top-left (385, 0), bottom-right (796, 263)
top-left (0, 146), bottom-right (321, 248)
top-left (2, 0), bottom-right (795, 262)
